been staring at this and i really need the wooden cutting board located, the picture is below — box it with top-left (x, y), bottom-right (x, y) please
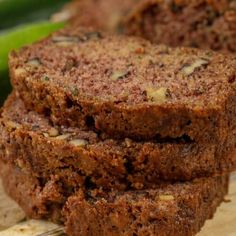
top-left (0, 173), bottom-right (235, 236)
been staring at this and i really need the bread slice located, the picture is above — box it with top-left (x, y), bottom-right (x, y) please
top-left (1, 93), bottom-right (236, 191)
top-left (0, 157), bottom-right (229, 236)
top-left (125, 0), bottom-right (236, 53)
top-left (9, 27), bottom-right (236, 143)
top-left (53, 0), bottom-right (139, 33)
top-left (63, 175), bottom-right (229, 236)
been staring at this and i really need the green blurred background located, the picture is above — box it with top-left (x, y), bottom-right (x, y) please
top-left (0, 0), bottom-right (69, 105)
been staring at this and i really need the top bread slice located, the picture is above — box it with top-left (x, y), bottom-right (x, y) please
top-left (9, 27), bottom-right (236, 142)
top-left (125, 0), bottom-right (236, 53)
top-left (0, 156), bottom-right (229, 236)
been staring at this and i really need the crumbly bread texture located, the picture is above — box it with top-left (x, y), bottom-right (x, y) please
top-left (9, 27), bottom-right (236, 143)
top-left (0, 159), bottom-right (64, 223)
top-left (63, 175), bottom-right (229, 236)
top-left (125, 0), bottom-right (236, 53)
top-left (53, 0), bottom-right (140, 33)
top-left (0, 158), bottom-right (229, 236)
top-left (1, 94), bottom-right (236, 191)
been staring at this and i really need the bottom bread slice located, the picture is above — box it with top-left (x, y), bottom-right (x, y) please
top-left (0, 159), bottom-right (229, 236)
top-left (63, 176), bottom-right (229, 236)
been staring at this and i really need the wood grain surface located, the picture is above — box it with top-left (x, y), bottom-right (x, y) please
top-left (198, 173), bottom-right (236, 236)
top-left (0, 173), bottom-right (235, 236)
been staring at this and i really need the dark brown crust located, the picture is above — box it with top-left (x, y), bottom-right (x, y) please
top-left (0, 157), bottom-right (229, 236)
top-left (1, 94), bottom-right (236, 191)
top-left (63, 175), bottom-right (229, 236)
top-left (9, 27), bottom-right (236, 143)
top-left (125, 0), bottom-right (236, 53)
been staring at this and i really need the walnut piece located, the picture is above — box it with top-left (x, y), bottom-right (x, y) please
top-left (52, 36), bottom-right (79, 47)
top-left (146, 87), bottom-right (168, 104)
top-left (48, 128), bottom-right (59, 137)
top-left (6, 121), bottom-right (21, 129)
top-left (27, 58), bottom-right (41, 66)
top-left (55, 134), bottom-right (71, 140)
top-left (159, 194), bottom-right (175, 201)
top-left (69, 139), bottom-right (88, 147)
top-left (111, 70), bottom-right (129, 81)
top-left (14, 68), bottom-right (27, 76)
top-left (182, 58), bottom-right (209, 76)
